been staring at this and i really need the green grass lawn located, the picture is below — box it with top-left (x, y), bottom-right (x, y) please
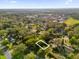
top-left (0, 55), bottom-right (6, 59)
top-left (64, 17), bottom-right (79, 26)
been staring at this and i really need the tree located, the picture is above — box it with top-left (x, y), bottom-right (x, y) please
top-left (24, 52), bottom-right (36, 59)
top-left (12, 43), bottom-right (26, 59)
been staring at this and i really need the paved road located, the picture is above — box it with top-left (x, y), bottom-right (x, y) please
top-left (4, 50), bottom-right (12, 59)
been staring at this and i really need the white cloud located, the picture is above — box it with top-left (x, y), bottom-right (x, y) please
top-left (65, 0), bottom-right (73, 5)
top-left (10, 0), bottom-right (17, 3)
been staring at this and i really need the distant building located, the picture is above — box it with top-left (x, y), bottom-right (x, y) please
top-left (63, 36), bottom-right (71, 46)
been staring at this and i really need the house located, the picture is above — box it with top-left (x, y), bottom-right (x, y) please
top-left (0, 46), bottom-right (7, 51)
top-left (8, 37), bottom-right (15, 43)
top-left (7, 35), bottom-right (15, 43)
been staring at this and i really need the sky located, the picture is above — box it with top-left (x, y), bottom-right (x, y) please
top-left (0, 0), bottom-right (79, 9)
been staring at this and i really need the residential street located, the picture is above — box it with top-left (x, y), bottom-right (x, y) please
top-left (4, 50), bottom-right (12, 59)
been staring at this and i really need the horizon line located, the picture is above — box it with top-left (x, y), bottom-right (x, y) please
top-left (0, 8), bottom-right (79, 9)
